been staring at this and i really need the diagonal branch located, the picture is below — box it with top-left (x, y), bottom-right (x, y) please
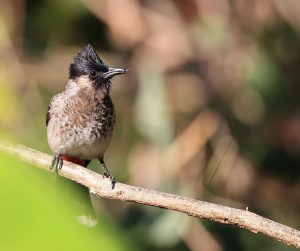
top-left (0, 141), bottom-right (299, 249)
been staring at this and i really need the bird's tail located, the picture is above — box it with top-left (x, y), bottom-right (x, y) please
top-left (53, 156), bottom-right (97, 227)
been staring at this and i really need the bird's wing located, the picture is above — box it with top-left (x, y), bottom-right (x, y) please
top-left (46, 104), bottom-right (51, 127)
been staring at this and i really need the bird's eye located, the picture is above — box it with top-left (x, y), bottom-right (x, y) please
top-left (89, 70), bottom-right (97, 78)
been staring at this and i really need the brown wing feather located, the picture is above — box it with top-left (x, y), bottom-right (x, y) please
top-left (46, 104), bottom-right (51, 126)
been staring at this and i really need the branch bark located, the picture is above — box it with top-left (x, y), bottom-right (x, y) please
top-left (0, 141), bottom-right (299, 249)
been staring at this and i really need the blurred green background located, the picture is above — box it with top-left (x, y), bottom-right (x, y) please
top-left (0, 0), bottom-right (299, 250)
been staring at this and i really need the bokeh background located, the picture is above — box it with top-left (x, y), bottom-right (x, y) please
top-left (0, 0), bottom-right (299, 250)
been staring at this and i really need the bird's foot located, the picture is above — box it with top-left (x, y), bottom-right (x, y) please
top-left (99, 158), bottom-right (116, 189)
top-left (50, 153), bottom-right (63, 172)
top-left (103, 172), bottom-right (116, 189)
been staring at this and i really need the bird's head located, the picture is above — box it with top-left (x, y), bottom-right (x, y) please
top-left (69, 44), bottom-right (127, 93)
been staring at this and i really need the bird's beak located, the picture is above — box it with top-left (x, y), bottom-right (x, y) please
top-left (103, 67), bottom-right (127, 79)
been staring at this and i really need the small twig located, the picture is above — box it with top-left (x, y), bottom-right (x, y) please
top-left (0, 141), bottom-right (299, 249)
top-left (208, 140), bottom-right (232, 184)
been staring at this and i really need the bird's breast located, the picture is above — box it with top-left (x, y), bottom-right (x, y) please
top-left (47, 93), bottom-right (116, 159)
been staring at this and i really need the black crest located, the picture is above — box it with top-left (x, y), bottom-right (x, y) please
top-left (69, 44), bottom-right (108, 79)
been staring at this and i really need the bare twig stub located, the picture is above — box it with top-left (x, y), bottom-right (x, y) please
top-left (0, 141), bottom-right (299, 249)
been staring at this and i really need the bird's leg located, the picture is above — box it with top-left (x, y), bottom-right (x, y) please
top-left (50, 153), bottom-right (63, 172)
top-left (98, 157), bottom-right (116, 189)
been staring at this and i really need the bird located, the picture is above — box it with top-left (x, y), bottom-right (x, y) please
top-left (46, 44), bottom-right (127, 189)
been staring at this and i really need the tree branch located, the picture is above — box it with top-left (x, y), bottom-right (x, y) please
top-left (0, 141), bottom-right (299, 249)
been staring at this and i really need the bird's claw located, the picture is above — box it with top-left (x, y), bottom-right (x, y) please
top-left (103, 172), bottom-right (116, 189)
top-left (99, 158), bottom-right (116, 189)
top-left (50, 153), bottom-right (63, 172)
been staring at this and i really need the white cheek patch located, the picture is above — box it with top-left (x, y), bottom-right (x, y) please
top-left (65, 80), bottom-right (80, 97)
top-left (77, 76), bottom-right (93, 90)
